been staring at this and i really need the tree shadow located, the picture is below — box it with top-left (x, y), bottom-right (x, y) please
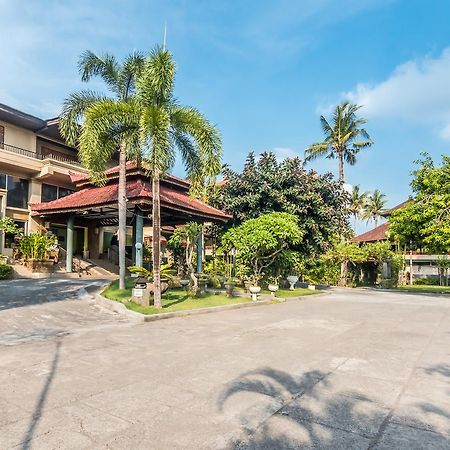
top-left (423, 363), bottom-right (450, 379)
top-left (217, 366), bottom-right (450, 449)
top-left (20, 338), bottom-right (62, 450)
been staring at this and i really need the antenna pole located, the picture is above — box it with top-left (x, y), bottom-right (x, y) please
top-left (163, 22), bottom-right (167, 50)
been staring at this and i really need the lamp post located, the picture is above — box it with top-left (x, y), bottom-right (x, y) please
top-left (409, 240), bottom-right (413, 285)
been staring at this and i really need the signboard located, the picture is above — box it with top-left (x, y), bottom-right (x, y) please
top-left (132, 288), bottom-right (144, 298)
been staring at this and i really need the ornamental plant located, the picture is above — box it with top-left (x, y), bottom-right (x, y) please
top-left (19, 233), bottom-right (57, 261)
top-left (0, 217), bottom-right (24, 236)
top-left (221, 212), bottom-right (303, 285)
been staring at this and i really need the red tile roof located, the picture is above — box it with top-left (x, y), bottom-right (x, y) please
top-left (31, 178), bottom-right (230, 221)
top-left (351, 222), bottom-right (389, 243)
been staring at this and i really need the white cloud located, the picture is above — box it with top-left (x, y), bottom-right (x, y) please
top-left (272, 147), bottom-right (300, 161)
top-left (345, 48), bottom-right (450, 140)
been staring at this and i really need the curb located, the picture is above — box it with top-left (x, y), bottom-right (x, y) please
top-left (365, 287), bottom-right (450, 297)
top-left (92, 292), bottom-right (272, 322)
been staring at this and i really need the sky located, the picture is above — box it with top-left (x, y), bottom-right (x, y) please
top-left (2, 0), bottom-right (450, 228)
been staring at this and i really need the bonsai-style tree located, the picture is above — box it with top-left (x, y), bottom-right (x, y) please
top-left (305, 102), bottom-right (372, 184)
top-left (168, 222), bottom-right (203, 296)
top-left (221, 212), bottom-right (303, 285)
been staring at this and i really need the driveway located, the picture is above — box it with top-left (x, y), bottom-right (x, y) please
top-left (0, 286), bottom-right (449, 449)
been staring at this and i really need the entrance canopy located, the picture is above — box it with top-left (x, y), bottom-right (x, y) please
top-left (31, 162), bottom-right (230, 226)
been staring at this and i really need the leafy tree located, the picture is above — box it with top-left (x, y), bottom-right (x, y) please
top-left (0, 217), bottom-right (24, 236)
top-left (60, 50), bottom-right (145, 289)
top-left (305, 102), bottom-right (372, 183)
top-left (362, 189), bottom-right (387, 226)
top-left (221, 213), bottom-right (303, 284)
top-left (389, 154), bottom-right (450, 253)
top-left (211, 152), bottom-right (350, 256)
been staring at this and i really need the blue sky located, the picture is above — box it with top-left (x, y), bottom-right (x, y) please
top-left (2, 0), bottom-right (450, 219)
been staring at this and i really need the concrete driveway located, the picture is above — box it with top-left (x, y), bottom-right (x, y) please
top-left (0, 285), bottom-right (449, 449)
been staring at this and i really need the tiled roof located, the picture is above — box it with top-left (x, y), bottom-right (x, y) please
top-left (31, 178), bottom-right (230, 221)
top-left (351, 222), bottom-right (389, 243)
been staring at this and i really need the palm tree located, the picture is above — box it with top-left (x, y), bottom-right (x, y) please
top-left (363, 189), bottom-right (387, 226)
top-left (305, 102), bottom-right (373, 183)
top-left (349, 185), bottom-right (369, 220)
top-left (59, 50), bottom-right (145, 290)
top-left (135, 48), bottom-right (222, 308)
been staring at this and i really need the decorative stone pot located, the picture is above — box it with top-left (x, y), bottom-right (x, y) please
top-left (180, 279), bottom-right (190, 290)
top-left (286, 275), bottom-right (299, 291)
top-left (0, 255), bottom-right (8, 265)
top-left (224, 281), bottom-right (235, 297)
top-left (268, 284), bottom-right (279, 296)
top-left (28, 259), bottom-right (55, 273)
top-left (249, 285), bottom-right (261, 301)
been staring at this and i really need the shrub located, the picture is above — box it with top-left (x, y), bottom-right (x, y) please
top-left (413, 277), bottom-right (440, 286)
top-left (19, 233), bottom-right (57, 260)
top-left (0, 263), bottom-right (13, 279)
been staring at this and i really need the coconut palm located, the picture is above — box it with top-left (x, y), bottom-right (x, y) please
top-left (363, 189), bottom-right (387, 226)
top-left (59, 51), bottom-right (145, 290)
top-left (135, 48), bottom-right (222, 308)
top-left (349, 185), bottom-right (369, 220)
top-left (305, 102), bottom-right (373, 183)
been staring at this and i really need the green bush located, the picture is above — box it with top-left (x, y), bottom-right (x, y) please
top-left (413, 277), bottom-right (440, 286)
top-left (0, 263), bottom-right (13, 279)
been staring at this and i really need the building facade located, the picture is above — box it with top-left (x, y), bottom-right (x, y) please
top-left (0, 103), bottom-right (88, 257)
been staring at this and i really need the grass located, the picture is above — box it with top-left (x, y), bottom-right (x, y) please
top-left (263, 288), bottom-right (320, 298)
top-left (102, 279), bottom-right (252, 315)
top-left (397, 285), bottom-right (450, 294)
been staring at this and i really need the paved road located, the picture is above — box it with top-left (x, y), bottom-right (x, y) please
top-left (0, 285), bottom-right (449, 449)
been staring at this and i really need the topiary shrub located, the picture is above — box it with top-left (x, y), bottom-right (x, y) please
top-left (0, 263), bottom-right (13, 279)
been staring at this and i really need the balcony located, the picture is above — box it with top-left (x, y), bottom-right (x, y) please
top-left (0, 142), bottom-right (81, 166)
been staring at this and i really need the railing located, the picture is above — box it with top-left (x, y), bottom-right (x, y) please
top-left (0, 142), bottom-right (81, 166)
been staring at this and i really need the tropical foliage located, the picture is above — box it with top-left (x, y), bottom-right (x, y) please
top-left (0, 263), bottom-right (13, 279)
top-left (211, 152), bottom-right (350, 256)
top-left (362, 189), bottom-right (387, 226)
top-left (0, 217), bottom-right (24, 236)
top-left (389, 154), bottom-right (450, 253)
top-left (305, 102), bottom-right (372, 183)
top-left (221, 213), bottom-right (303, 284)
top-left (19, 233), bottom-right (57, 261)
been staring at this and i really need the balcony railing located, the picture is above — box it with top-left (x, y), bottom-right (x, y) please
top-left (0, 142), bottom-right (81, 166)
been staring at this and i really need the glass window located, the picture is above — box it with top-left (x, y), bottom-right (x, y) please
top-left (58, 187), bottom-right (74, 198)
top-left (0, 173), bottom-right (6, 189)
top-left (6, 176), bottom-right (29, 209)
top-left (41, 184), bottom-right (58, 202)
top-left (4, 220), bottom-right (26, 248)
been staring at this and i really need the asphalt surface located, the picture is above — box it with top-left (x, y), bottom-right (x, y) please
top-left (0, 282), bottom-right (449, 449)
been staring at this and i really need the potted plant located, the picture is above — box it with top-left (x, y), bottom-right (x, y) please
top-left (267, 276), bottom-right (280, 296)
top-left (224, 278), bottom-right (236, 297)
top-left (0, 254), bottom-right (8, 265)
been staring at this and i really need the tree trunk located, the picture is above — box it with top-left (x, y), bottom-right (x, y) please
top-left (118, 142), bottom-right (127, 290)
top-left (339, 259), bottom-right (348, 287)
top-left (152, 172), bottom-right (162, 308)
top-left (338, 154), bottom-right (345, 184)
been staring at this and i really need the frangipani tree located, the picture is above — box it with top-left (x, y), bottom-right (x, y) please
top-left (60, 50), bottom-right (145, 289)
top-left (221, 212), bottom-right (303, 285)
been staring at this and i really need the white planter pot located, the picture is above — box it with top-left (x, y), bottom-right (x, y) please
top-left (268, 284), bottom-right (279, 296)
top-left (180, 279), bottom-right (190, 288)
top-left (286, 275), bottom-right (299, 291)
top-left (249, 285), bottom-right (261, 301)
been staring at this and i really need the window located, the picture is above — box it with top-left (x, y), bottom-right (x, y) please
top-left (0, 173), bottom-right (6, 190)
top-left (41, 184), bottom-right (58, 202)
top-left (4, 220), bottom-right (26, 248)
top-left (41, 184), bottom-right (74, 203)
top-left (0, 125), bottom-right (4, 148)
top-left (6, 176), bottom-right (29, 209)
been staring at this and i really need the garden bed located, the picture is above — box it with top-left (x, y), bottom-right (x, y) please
top-left (264, 288), bottom-right (320, 298)
top-left (102, 279), bottom-right (253, 315)
top-left (396, 285), bottom-right (450, 294)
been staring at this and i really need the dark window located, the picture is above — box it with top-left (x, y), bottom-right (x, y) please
top-left (0, 125), bottom-right (4, 148)
top-left (58, 187), bottom-right (74, 198)
top-left (41, 184), bottom-right (74, 203)
top-left (0, 173), bottom-right (6, 189)
top-left (6, 176), bottom-right (29, 209)
top-left (4, 220), bottom-right (25, 248)
top-left (41, 184), bottom-right (58, 202)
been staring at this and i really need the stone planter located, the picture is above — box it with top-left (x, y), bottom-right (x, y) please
top-left (268, 284), bottom-right (279, 296)
top-left (0, 256), bottom-right (8, 265)
top-left (27, 259), bottom-right (55, 273)
top-left (180, 279), bottom-right (190, 290)
top-left (286, 275), bottom-right (299, 291)
top-left (249, 285), bottom-right (261, 301)
top-left (224, 282), bottom-right (235, 297)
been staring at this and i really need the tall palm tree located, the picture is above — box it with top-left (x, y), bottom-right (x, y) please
top-left (75, 48), bottom-right (222, 308)
top-left (349, 185), bottom-right (369, 220)
top-left (363, 189), bottom-right (387, 226)
top-left (59, 51), bottom-right (145, 290)
top-left (305, 102), bottom-right (373, 183)
top-left (135, 48), bottom-right (222, 308)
